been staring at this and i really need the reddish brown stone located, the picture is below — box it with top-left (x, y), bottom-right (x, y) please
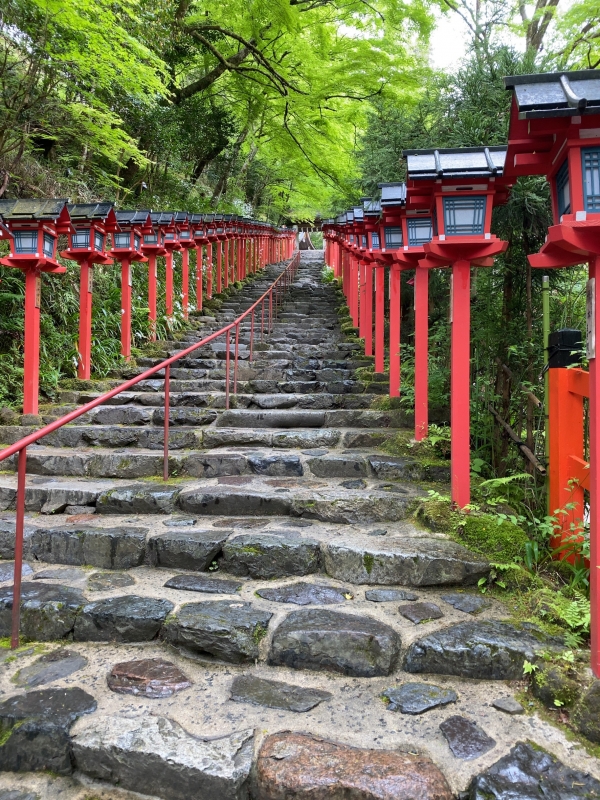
top-left (107, 658), bottom-right (191, 698)
top-left (254, 732), bottom-right (453, 800)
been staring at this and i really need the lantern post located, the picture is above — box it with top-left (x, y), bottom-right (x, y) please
top-left (0, 200), bottom-right (70, 414)
top-left (362, 201), bottom-right (386, 373)
top-left (504, 69), bottom-right (600, 677)
top-left (403, 146), bottom-right (511, 508)
top-left (214, 215), bottom-right (225, 292)
top-left (191, 214), bottom-right (206, 311)
top-left (60, 203), bottom-right (118, 379)
top-left (175, 212), bottom-right (193, 319)
top-left (110, 211), bottom-right (148, 360)
top-left (141, 212), bottom-right (168, 340)
top-left (161, 215), bottom-right (181, 319)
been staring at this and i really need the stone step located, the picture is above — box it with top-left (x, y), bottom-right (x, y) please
top-left (215, 409), bottom-right (410, 429)
top-left (52, 391), bottom-right (380, 410)
top-left (0, 444), bottom-right (448, 482)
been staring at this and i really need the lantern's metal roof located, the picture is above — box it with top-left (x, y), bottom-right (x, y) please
top-left (335, 214), bottom-right (346, 224)
top-left (353, 206), bottom-right (364, 221)
top-left (403, 147), bottom-right (506, 179)
top-left (379, 183), bottom-right (407, 205)
top-left (190, 213), bottom-right (203, 224)
top-left (149, 212), bottom-right (174, 226)
top-left (174, 212), bottom-right (189, 224)
top-left (364, 198), bottom-right (381, 215)
top-left (504, 70), bottom-right (600, 118)
top-left (204, 214), bottom-right (215, 223)
top-left (116, 210), bottom-right (150, 226)
top-left (345, 211), bottom-right (354, 223)
top-left (0, 199), bottom-right (69, 220)
top-left (67, 202), bottom-right (114, 220)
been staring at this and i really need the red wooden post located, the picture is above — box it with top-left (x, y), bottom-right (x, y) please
top-left (414, 266), bottom-right (429, 440)
top-left (181, 247), bottom-right (189, 319)
top-left (224, 239), bottom-right (230, 288)
top-left (216, 241), bottom-right (223, 293)
top-left (165, 250), bottom-right (174, 317)
top-left (147, 255), bottom-right (158, 339)
top-left (375, 266), bottom-right (385, 373)
top-left (451, 260), bottom-right (471, 508)
top-left (195, 245), bottom-right (203, 312)
top-left (77, 260), bottom-right (93, 375)
top-left (389, 265), bottom-right (401, 397)
top-left (364, 263), bottom-right (373, 356)
top-left (120, 258), bottom-right (133, 360)
top-left (11, 447), bottom-right (27, 648)
top-left (359, 261), bottom-right (366, 339)
top-left (591, 256), bottom-right (600, 677)
top-left (23, 269), bottom-right (42, 413)
top-left (206, 242), bottom-right (213, 298)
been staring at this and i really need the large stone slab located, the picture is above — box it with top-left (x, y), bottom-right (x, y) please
top-left (247, 454), bottom-right (303, 477)
top-left (74, 595), bottom-right (174, 642)
top-left (365, 589), bottom-right (418, 602)
top-left (403, 620), bottom-right (563, 680)
top-left (469, 741), bottom-right (600, 798)
top-left (164, 575), bottom-right (243, 594)
top-left (256, 582), bottom-right (348, 605)
top-left (148, 529), bottom-right (229, 570)
top-left (178, 487), bottom-right (292, 517)
top-left (72, 715), bottom-right (253, 800)
top-left (230, 674), bottom-right (332, 712)
top-left (439, 715), bottom-right (496, 760)
top-left (322, 539), bottom-right (489, 586)
top-left (0, 687), bottom-right (96, 775)
top-left (383, 682), bottom-right (457, 715)
top-left (107, 658), bottom-right (191, 698)
top-left (13, 648), bottom-right (88, 688)
top-left (254, 732), bottom-right (453, 800)
top-left (96, 484), bottom-right (180, 514)
top-left (222, 534), bottom-right (320, 579)
top-left (268, 609), bottom-right (400, 677)
top-left (440, 592), bottom-right (488, 614)
top-left (0, 582), bottom-right (85, 641)
top-left (29, 525), bottom-right (147, 569)
top-left (572, 680), bottom-right (600, 743)
top-left (398, 602), bottom-right (443, 624)
top-left (163, 601), bottom-right (272, 664)
top-left (0, 562), bottom-right (32, 582)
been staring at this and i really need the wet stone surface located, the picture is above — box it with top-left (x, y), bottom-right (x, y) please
top-left (0, 687), bottom-right (96, 775)
top-left (212, 518), bottom-right (269, 529)
top-left (492, 696), bottom-right (524, 715)
top-left (13, 648), bottom-right (88, 688)
top-left (107, 657), bottom-right (192, 698)
top-left (0, 582), bottom-right (85, 641)
top-left (268, 608), bottom-right (401, 677)
top-left (340, 479), bottom-right (367, 489)
top-left (86, 571), bottom-right (136, 592)
top-left (0, 562), bottom-right (32, 582)
top-left (441, 593), bottom-right (488, 614)
top-left (163, 518), bottom-right (197, 527)
top-left (222, 533), bottom-right (320, 579)
top-left (29, 525), bottom-right (147, 569)
top-left (469, 741), bottom-right (600, 799)
top-left (73, 715), bottom-right (253, 800)
top-left (74, 595), bottom-right (174, 642)
top-left (164, 574), bottom-right (243, 594)
top-left (383, 682), bottom-right (457, 715)
top-left (365, 589), bottom-right (418, 603)
top-left (0, 791), bottom-right (38, 800)
top-left (256, 582), bottom-right (348, 605)
top-left (33, 567), bottom-right (86, 582)
top-left (230, 674), bottom-right (332, 712)
top-left (439, 715), bottom-right (496, 761)
top-left (572, 680), bottom-right (600, 743)
top-left (148, 529), bottom-right (230, 571)
top-left (254, 732), bottom-right (453, 800)
top-left (398, 602), bottom-right (444, 624)
top-left (367, 528), bottom-right (387, 537)
top-left (404, 620), bottom-right (563, 679)
top-left (163, 600), bottom-right (273, 664)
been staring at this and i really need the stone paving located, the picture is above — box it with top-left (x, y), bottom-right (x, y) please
top-left (0, 252), bottom-right (597, 798)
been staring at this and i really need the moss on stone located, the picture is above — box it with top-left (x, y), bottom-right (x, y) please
top-left (363, 553), bottom-right (374, 574)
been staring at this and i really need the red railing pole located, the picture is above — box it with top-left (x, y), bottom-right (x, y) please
top-left (163, 364), bottom-right (170, 481)
top-left (234, 323), bottom-right (239, 394)
top-left (261, 300), bottom-right (265, 341)
top-left (374, 266), bottom-right (385, 373)
top-left (389, 265), bottom-right (401, 398)
top-left (181, 248), bottom-right (189, 319)
top-left (225, 329), bottom-right (230, 409)
top-left (11, 447), bottom-right (27, 649)
top-left (148, 254), bottom-right (158, 341)
top-left (269, 292), bottom-right (273, 334)
top-left (250, 310), bottom-right (255, 362)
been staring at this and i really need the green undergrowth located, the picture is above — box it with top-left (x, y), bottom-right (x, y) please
top-left (382, 427), bottom-right (450, 468)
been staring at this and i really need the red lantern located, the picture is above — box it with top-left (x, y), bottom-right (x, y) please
top-left (0, 199), bottom-right (70, 414)
top-left (61, 203), bottom-right (118, 379)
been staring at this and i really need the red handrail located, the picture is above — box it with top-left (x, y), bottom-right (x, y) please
top-left (0, 250), bottom-right (300, 648)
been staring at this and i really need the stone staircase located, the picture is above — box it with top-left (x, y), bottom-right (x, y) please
top-left (0, 251), bottom-right (597, 800)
